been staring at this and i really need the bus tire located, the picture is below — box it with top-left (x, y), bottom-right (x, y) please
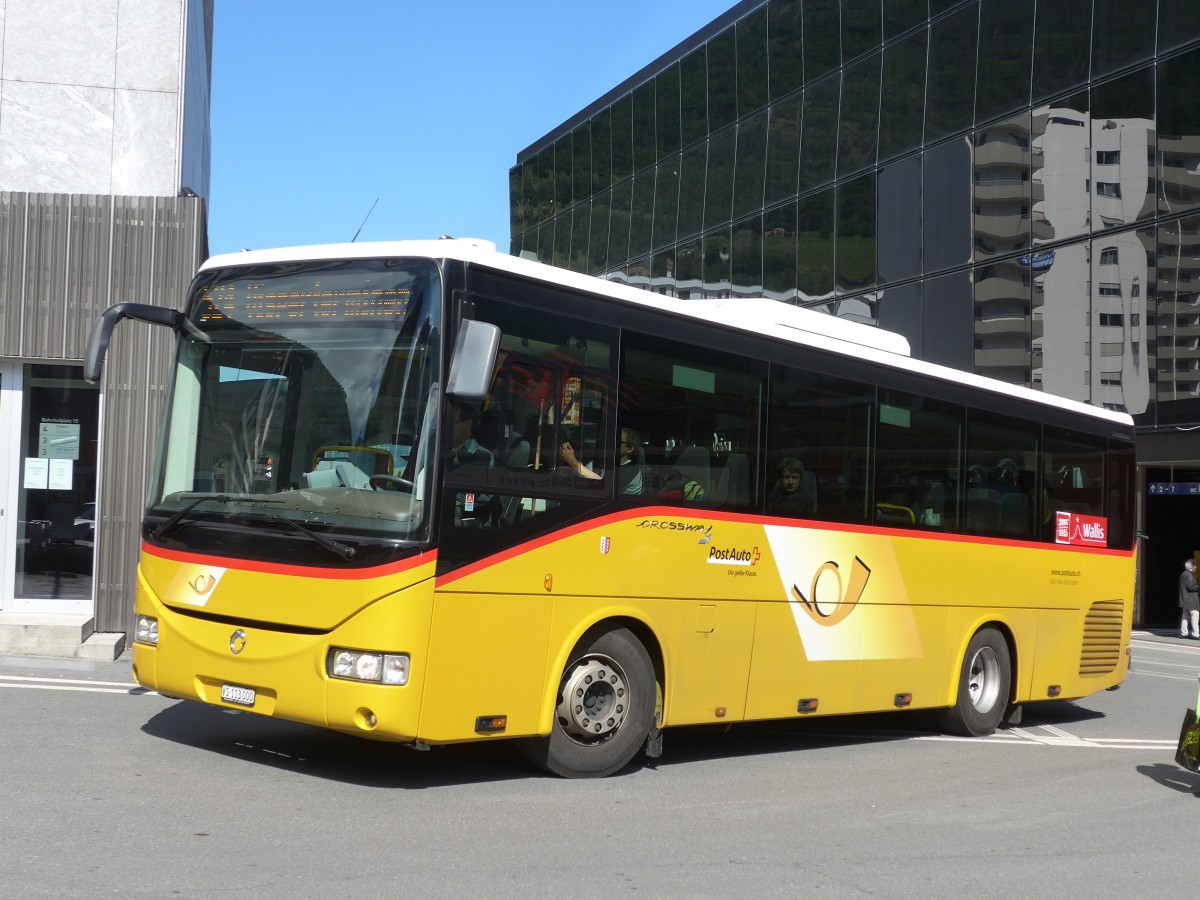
top-left (935, 627), bottom-right (1011, 737)
top-left (522, 628), bottom-right (656, 778)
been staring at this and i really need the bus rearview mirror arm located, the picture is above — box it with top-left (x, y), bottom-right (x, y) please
top-left (84, 303), bottom-right (186, 384)
top-left (445, 319), bottom-right (500, 400)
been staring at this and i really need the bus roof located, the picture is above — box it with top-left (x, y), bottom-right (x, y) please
top-left (201, 238), bottom-right (1134, 430)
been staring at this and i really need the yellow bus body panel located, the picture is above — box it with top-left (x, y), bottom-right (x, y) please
top-left (133, 508), bottom-right (1134, 746)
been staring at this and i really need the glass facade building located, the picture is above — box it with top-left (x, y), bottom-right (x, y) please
top-left (508, 0), bottom-right (1200, 624)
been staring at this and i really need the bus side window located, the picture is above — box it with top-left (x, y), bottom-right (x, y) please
top-left (964, 412), bottom-right (1038, 539)
top-left (768, 367), bottom-right (874, 524)
top-left (874, 392), bottom-right (964, 532)
top-left (620, 335), bottom-right (764, 511)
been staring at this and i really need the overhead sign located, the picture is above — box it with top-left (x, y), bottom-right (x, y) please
top-left (1149, 483), bottom-right (1200, 495)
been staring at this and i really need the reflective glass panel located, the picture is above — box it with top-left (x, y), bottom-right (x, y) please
top-left (973, 112), bottom-right (1032, 261)
top-left (737, 7), bottom-right (769, 118)
top-left (680, 47), bottom-right (708, 147)
top-left (703, 227), bottom-right (732, 297)
top-left (922, 269), bottom-right (974, 370)
top-left (768, 0), bottom-right (804, 101)
top-left (884, 0), bottom-right (926, 40)
top-left (837, 51), bottom-right (882, 179)
top-left (797, 187), bottom-right (835, 299)
top-left (1091, 227), bottom-right (1153, 415)
top-left (677, 238), bottom-right (704, 297)
top-left (1031, 0), bottom-right (1090, 104)
top-left (704, 127), bottom-right (736, 230)
top-left (878, 154), bottom-right (922, 283)
top-left (656, 64), bottom-right (681, 160)
top-left (973, 259), bottom-right (1031, 386)
top-left (629, 169), bottom-right (655, 261)
top-left (608, 179), bottom-right (633, 268)
top-left (732, 215), bottom-right (764, 299)
top-left (764, 201), bottom-right (798, 301)
top-left (536, 147), bottom-right (554, 224)
top-left (611, 95), bottom-right (633, 182)
top-left (733, 112), bottom-right (768, 221)
top-left (509, 167), bottom-right (523, 236)
top-left (879, 27), bottom-right (927, 163)
top-left (1032, 91), bottom-right (1090, 247)
top-left (842, 0), bottom-right (881, 63)
top-left (678, 143), bottom-right (707, 240)
top-left (588, 191), bottom-right (610, 275)
top-left (553, 211), bottom-right (571, 268)
top-left (923, 138), bottom-right (973, 272)
top-left (765, 96), bottom-right (803, 206)
top-left (591, 108), bottom-right (612, 192)
top-left (1159, 0), bottom-right (1200, 54)
top-left (804, 0), bottom-right (839, 83)
top-left (633, 81), bottom-right (656, 174)
top-left (1092, 0), bottom-right (1155, 80)
top-left (1156, 214), bottom-right (1200, 420)
top-left (974, 0), bottom-right (1032, 125)
top-left (924, 4), bottom-right (978, 144)
top-left (708, 28), bottom-right (738, 132)
top-left (554, 136), bottom-right (572, 213)
top-left (1158, 47), bottom-right (1200, 218)
top-left (1031, 238), bottom-right (1090, 402)
top-left (798, 76), bottom-right (839, 192)
top-left (837, 172), bottom-right (877, 293)
top-left (570, 201), bottom-right (590, 273)
top-left (571, 126), bottom-right (590, 207)
top-left (653, 155), bottom-right (680, 251)
top-left (1091, 68), bottom-right (1156, 230)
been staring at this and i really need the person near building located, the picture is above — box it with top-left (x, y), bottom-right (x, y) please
top-left (1180, 559), bottom-right (1200, 639)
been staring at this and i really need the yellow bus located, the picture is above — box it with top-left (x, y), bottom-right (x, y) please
top-left (87, 238), bottom-right (1136, 778)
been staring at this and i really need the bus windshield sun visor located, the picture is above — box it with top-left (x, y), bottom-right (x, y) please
top-left (85, 302), bottom-right (189, 384)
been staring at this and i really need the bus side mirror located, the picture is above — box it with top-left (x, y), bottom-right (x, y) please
top-left (445, 319), bottom-right (500, 400)
top-left (85, 302), bottom-right (185, 383)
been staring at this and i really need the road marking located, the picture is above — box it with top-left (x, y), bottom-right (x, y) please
top-left (0, 674), bottom-right (148, 695)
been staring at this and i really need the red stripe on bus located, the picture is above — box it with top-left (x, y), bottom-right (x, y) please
top-left (434, 505), bottom-right (1134, 586)
top-left (141, 542), bottom-right (437, 580)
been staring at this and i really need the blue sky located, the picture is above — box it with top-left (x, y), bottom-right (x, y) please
top-left (207, 1), bottom-right (737, 258)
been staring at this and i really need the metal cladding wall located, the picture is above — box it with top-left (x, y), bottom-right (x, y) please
top-left (0, 191), bottom-right (207, 633)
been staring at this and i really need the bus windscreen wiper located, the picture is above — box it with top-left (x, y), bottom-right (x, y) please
top-left (153, 494), bottom-right (285, 540)
top-left (268, 515), bottom-right (357, 561)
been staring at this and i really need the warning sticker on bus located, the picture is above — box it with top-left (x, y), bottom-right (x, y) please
top-left (1055, 511), bottom-right (1107, 547)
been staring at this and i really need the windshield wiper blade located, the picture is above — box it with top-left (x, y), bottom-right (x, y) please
top-left (153, 494), bottom-right (230, 540)
top-left (268, 515), bottom-right (357, 561)
top-left (153, 494), bottom-right (287, 540)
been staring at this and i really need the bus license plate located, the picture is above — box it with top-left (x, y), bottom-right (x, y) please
top-left (220, 683), bottom-right (256, 707)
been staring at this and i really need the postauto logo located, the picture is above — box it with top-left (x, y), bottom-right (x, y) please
top-left (705, 545), bottom-right (761, 566)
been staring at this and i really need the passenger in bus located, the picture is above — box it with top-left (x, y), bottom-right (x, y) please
top-left (768, 457), bottom-right (813, 515)
top-left (450, 402), bottom-right (494, 469)
top-left (559, 426), bottom-right (643, 495)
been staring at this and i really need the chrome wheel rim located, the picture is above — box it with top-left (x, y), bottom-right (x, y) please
top-left (556, 654), bottom-right (629, 745)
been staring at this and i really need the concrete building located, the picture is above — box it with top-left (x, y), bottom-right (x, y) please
top-left (509, 0), bottom-right (1200, 625)
top-left (0, 0), bottom-right (212, 656)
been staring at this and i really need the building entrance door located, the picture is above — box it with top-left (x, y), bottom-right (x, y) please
top-left (6, 364), bottom-right (100, 615)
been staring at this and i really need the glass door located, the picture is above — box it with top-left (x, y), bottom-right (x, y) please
top-left (10, 364), bottom-right (99, 614)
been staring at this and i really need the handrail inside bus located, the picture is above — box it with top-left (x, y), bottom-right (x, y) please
top-left (84, 302), bottom-right (186, 383)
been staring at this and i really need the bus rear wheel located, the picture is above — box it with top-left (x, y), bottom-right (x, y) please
top-left (522, 628), bottom-right (656, 778)
top-left (936, 627), bottom-right (1011, 737)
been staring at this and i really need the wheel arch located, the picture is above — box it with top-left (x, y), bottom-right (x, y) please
top-left (537, 614), bottom-right (667, 736)
top-left (943, 618), bottom-right (1019, 709)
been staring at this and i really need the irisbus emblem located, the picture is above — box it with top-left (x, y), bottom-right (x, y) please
top-left (791, 557), bottom-right (872, 627)
top-left (229, 629), bottom-right (247, 655)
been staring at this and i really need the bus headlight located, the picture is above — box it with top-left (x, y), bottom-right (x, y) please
top-left (329, 648), bottom-right (409, 685)
top-left (135, 615), bottom-right (159, 646)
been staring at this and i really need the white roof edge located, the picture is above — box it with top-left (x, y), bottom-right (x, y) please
top-left (199, 238), bottom-right (1133, 429)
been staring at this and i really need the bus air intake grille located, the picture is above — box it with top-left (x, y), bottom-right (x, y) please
top-left (1079, 600), bottom-right (1124, 676)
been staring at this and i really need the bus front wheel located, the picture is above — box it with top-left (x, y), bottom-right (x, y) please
top-left (523, 628), bottom-right (656, 778)
top-left (935, 627), bottom-right (1011, 737)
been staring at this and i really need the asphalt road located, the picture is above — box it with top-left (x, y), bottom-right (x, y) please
top-left (2, 632), bottom-right (1198, 899)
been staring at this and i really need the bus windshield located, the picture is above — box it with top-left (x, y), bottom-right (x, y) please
top-left (148, 257), bottom-right (442, 545)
